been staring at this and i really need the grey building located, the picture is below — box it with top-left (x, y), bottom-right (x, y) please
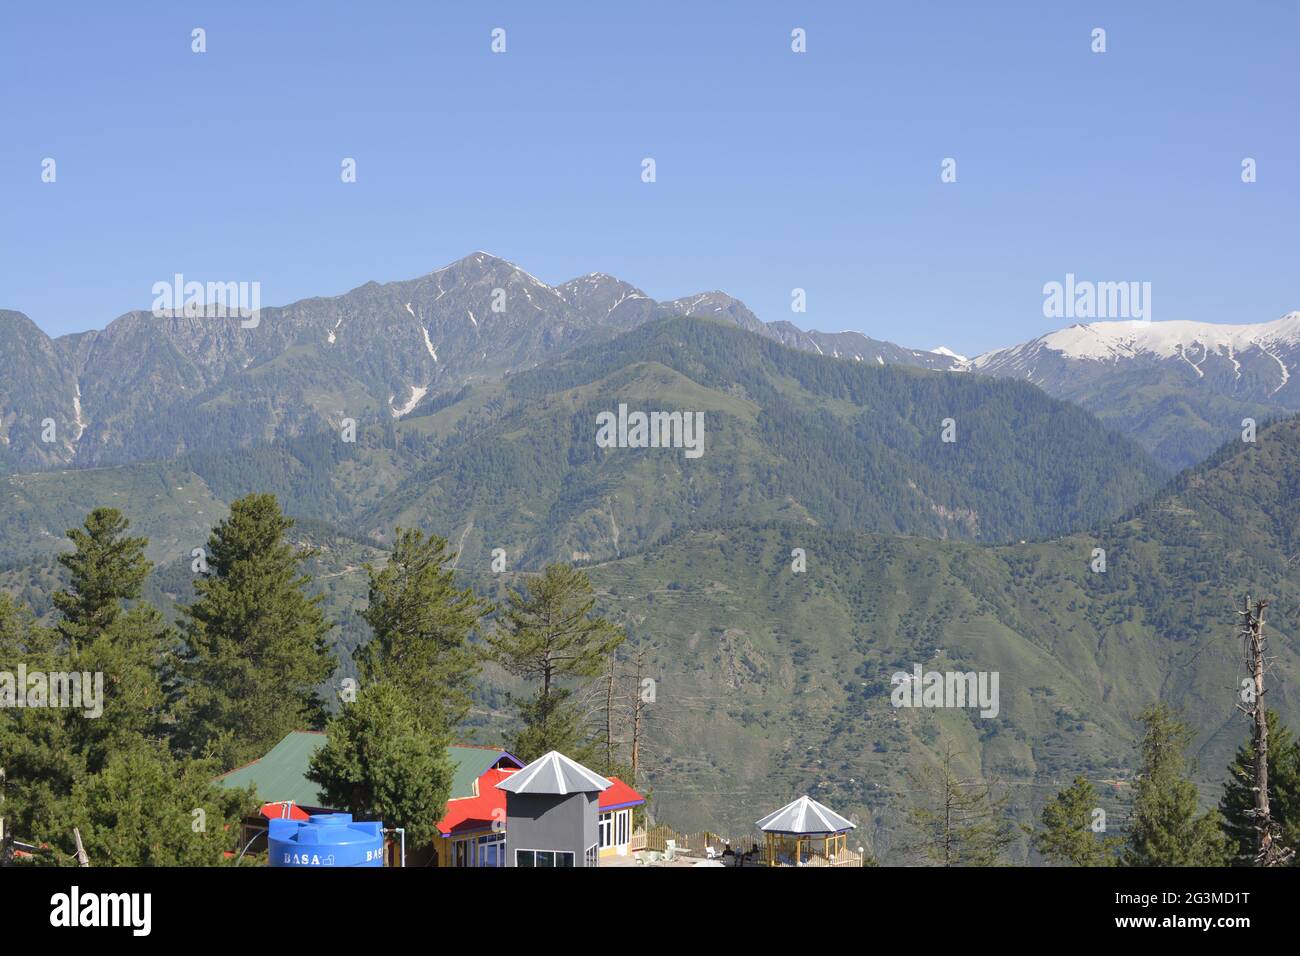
top-left (496, 751), bottom-right (612, 867)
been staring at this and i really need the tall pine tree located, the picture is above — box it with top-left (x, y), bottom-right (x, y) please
top-left (484, 564), bottom-right (624, 762)
top-left (1220, 710), bottom-right (1300, 865)
top-left (1031, 776), bottom-right (1121, 865)
top-left (354, 528), bottom-right (486, 729)
top-left (52, 508), bottom-right (149, 647)
top-left (1123, 704), bottom-right (1228, 866)
top-left (2, 516), bottom-right (200, 856)
top-left (174, 494), bottom-right (334, 768)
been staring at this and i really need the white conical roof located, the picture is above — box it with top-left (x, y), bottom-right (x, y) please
top-left (756, 795), bottom-right (855, 835)
top-left (495, 751), bottom-right (612, 795)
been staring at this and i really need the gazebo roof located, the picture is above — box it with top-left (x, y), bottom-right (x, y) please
top-left (496, 750), bottom-right (612, 795)
top-left (756, 795), bottom-right (855, 835)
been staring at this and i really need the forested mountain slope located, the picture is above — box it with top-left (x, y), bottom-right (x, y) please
top-left (361, 317), bottom-right (1169, 562)
top-left (561, 418), bottom-right (1300, 856)
top-left (1, 317), bottom-right (1167, 569)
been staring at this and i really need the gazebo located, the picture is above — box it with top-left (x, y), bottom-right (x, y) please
top-left (756, 795), bottom-right (856, 867)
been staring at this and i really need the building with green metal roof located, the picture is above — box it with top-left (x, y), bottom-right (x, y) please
top-left (215, 730), bottom-right (522, 810)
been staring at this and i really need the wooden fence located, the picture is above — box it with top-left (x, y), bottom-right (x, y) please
top-left (798, 848), bottom-right (866, 867)
top-left (640, 825), bottom-right (746, 855)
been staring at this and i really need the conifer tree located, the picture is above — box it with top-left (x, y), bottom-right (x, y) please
top-left (307, 683), bottom-right (454, 846)
top-left (1220, 711), bottom-right (1300, 865)
top-left (484, 564), bottom-right (624, 761)
top-left (175, 493), bottom-right (334, 767)
top-left (6, 506), bottom-right (174, 818)
top-left (906, 742), bottom-right (1015, 866)
top-left (70, 605), bottom-right (174, 773)
top-left (3, 515), bottom-right (254, 864)
top-left (67, 738), bottom-right (251, 866)
top-left (0, 594), bottom-right (71, 844)
top-left (354, 528), bottom-right (486, 728)
top-left (1031, 776), bottom-right (1121, 865)
top-left (2, 575), bottom-right (188, 853)
top-left (44, 508), bottom-right (173, 768)
top-left (1123, 703), bottom-right (1229, 866)
top-left (52, 508), bottom-right (149, 647)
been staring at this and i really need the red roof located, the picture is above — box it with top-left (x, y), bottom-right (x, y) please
top-left (259, 801), bottom-right (310, 821)
top-left (436, 769), bottom-right (645, 838)
top-left (437, 767), bottom-right (515, 836)
top-left (599, 777), bottom-right (645, 811)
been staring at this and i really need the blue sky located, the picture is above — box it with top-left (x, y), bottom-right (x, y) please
top-left (3, 0), bottom-right (1297, 355)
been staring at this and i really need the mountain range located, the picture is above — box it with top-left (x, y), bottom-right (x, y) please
top-left (0, 315), bottom-right (1166, 569)
top-left (3, 252), bottom-right (1299, 859)
top-left (3, 252), bottom-right (1296, 475)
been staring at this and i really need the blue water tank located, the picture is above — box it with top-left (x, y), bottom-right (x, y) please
top-left (268, 813), bottom-right (385, 867)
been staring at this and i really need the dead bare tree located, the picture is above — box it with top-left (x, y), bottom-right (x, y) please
top-left (73, 827), bottom-right (90, 867)
top-left (628, 647), bottom-right (649, 786)
top-left (605, 648), bottom-right (618, 773)
top-left (1236, 595), bottom-right (1294, 866)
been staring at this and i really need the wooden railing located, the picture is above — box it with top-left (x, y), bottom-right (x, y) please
top-left (641, 825), bottom-right (746, 855)
top-left (797, 848), bottom-right (864, 868)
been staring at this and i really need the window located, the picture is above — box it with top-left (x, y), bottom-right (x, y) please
top-left (516, 849), bottom-right (574, 868)
top-left (600, 809), bottom-right (631, 848)
top-left (477, 833), bottom-right (505, 867)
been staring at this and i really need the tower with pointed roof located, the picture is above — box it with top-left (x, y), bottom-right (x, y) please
top-left (496, 751), bottom-right (612, 867)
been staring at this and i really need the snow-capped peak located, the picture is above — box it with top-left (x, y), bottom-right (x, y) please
top-left (973, 313), bottom-right (1300, 368)
top-left (931, 346), bottom-right (968, 362)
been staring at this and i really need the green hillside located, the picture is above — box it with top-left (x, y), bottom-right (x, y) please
top-left (0, 462), bottom-right (226, 567)
top-left (362, 317), bottom-right (1169, 565)
top-left (543, 418), bottom-right (1300, 858)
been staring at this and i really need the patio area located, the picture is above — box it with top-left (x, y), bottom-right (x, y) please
top-left (608, 813), bottom-right (865, 867)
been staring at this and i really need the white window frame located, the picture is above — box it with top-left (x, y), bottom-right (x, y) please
top-left (476, 832), bottom-right (505, 867)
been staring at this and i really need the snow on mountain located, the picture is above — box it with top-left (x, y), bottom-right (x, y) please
top-left (972, 313), bottom-right (1300, 369)
top-left (965, 312), bottom-right (1300, 470)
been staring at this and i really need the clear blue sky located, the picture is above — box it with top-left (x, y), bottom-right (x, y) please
top-left (3, 0), bottom-right (1297, 356)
